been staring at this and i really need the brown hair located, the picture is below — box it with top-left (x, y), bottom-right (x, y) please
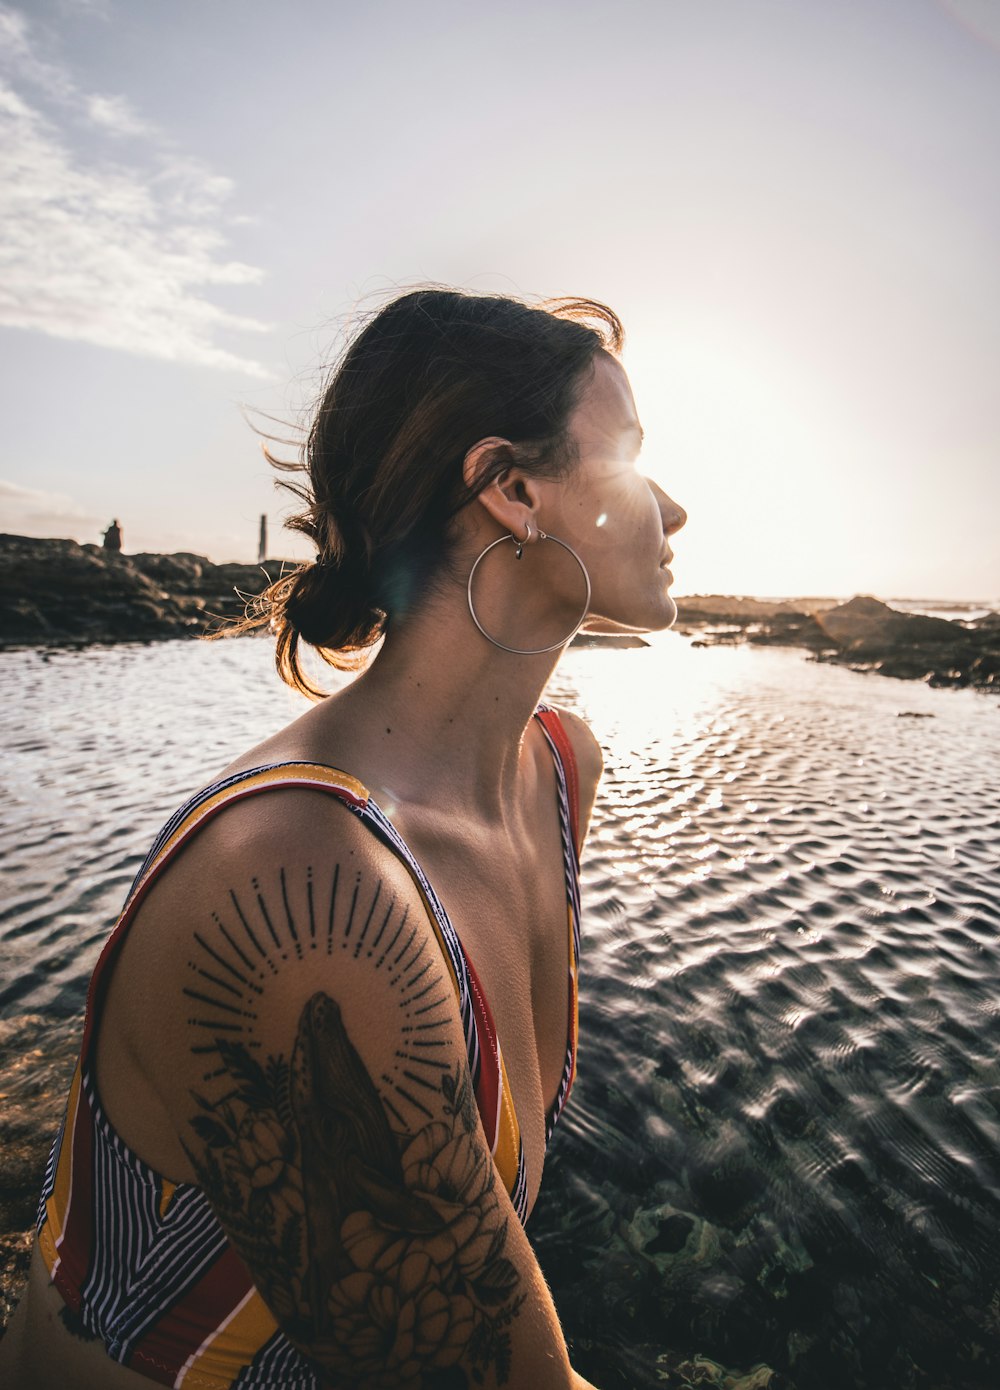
top-left (226, 286), bottom-right (624, 697)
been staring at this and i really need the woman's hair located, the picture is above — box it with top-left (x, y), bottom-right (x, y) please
top-left (226, 286), bottom-right (624, 697)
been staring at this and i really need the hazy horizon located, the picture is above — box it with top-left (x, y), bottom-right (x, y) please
top-left (1, 0), bottom-right (998, 604)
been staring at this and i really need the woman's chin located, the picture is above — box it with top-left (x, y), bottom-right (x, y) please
top-left (581, 595), bottom-right (677, 635)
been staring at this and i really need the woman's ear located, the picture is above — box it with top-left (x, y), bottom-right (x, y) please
top-left (462, 438), bottom-right (543, 539)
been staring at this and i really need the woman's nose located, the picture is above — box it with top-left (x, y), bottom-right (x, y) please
top-left (664, 495), bottom-right (687, 535)
top-left (648, 479), bottom-right (687, 536)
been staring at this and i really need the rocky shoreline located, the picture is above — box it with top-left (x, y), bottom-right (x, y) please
top-left (672, 593), bottom-right (999, 691)
top-left (1, 535), bottom-right (997, 690)
top-left (0, 532), bottom-right (289, 647)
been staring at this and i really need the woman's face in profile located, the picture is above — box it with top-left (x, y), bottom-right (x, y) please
top-left (551, 352), bottom-right (686, 633)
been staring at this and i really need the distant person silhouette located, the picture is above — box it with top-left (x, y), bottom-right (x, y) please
top-left (102, 519), bottom-right (122, 552)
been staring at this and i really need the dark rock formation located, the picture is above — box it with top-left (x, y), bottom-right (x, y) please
top-left (812, 595), bottom-right (999, 685)
top-left (0, 534), bottom-right (291, 648)
top-left (817, 595), bottom-right (957, 651)
top-left (674, 593), bottom-right (999, 691)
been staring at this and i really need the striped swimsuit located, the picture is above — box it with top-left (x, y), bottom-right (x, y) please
top-left (36, 706), bottom-right (582, 1388)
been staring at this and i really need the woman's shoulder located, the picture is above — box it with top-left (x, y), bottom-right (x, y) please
top-left (135, 776), bottom-right (412, 940)
top-left (542, 705), bottom-right (603, 787)
top-left (539, 705), bottom-right (603, 850)
top-left (113, 778), bottom-right (428, 1050)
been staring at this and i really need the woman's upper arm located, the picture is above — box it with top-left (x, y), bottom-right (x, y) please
top-left (145, 793), bottom-right (579, 1389)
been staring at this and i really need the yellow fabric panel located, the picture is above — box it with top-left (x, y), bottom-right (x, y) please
top-left (174, 1288), bottom-right (280, 1389)
top-left (134, 766), bottom-right (370, 900)
top-left (39, 1061), bottom-right (84, 1270)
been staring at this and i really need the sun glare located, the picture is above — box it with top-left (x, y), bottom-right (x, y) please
top-left (624, 323), bottom-right (871, 597)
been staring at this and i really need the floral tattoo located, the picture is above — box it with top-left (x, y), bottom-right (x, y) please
top-left (183, 869), bottom-right (525, 1388)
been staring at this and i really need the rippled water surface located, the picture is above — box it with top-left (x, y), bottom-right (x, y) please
top-left (2, 637), bottom-right (999, 1388)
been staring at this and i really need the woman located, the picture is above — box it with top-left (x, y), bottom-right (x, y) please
top-left (1, 288), bottom-right (686, 1389)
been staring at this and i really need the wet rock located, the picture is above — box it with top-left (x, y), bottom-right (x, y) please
top-left (0, 534), bottom-right (294, 649)
top-left (673, 593), bottom-right (999, 691)
top-left (623, 1202), bottom-right (724, 1289)
top-left (654, 1348), bottom-right (794, 1388)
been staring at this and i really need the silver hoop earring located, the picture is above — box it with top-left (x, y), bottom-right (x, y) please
top-left (467, 529), bottom-right (592, 655)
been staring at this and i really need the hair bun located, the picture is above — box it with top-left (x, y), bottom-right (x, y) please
top-left (284, 556), bottom-right (382, 651)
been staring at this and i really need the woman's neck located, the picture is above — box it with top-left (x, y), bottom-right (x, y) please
top-left (309, 583), bottom-right (564, 822)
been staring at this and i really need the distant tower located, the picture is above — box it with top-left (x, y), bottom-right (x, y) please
top-left (258, 514), bottom-right (267, 564)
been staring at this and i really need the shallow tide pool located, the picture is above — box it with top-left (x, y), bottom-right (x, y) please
top-left (2, 636), bottom-right (999, 1388)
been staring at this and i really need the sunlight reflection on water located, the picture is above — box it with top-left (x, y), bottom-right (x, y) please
top-left (2, 634), bottom-right (999, 1387)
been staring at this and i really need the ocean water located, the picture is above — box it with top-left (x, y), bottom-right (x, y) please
top-left (2, 636), bottom-right (999, 1389)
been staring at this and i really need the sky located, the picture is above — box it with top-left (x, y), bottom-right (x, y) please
top-left (0, 0), bottom-right (998, 602)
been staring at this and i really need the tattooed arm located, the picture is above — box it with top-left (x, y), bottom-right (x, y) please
top-left (138, 791), bottom-right (597, 1390)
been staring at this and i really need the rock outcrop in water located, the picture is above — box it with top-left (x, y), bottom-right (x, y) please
top-left (674, 593), bottom-right (999, 690)
top-left (1, 536), bottom-right (997, 690)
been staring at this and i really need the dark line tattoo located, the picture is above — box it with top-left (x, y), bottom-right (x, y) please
top-left (344, 873), bottom-right (360, 941)
top-left (396, 1050), bottom-right (451, 1072)
top-left (253, 876), bottom-right (281, 950)
top-left (355, 879), bottom-right (382, 951)
top-left (230, 889), bottom-right (267, 960)
top-left (397, 959), bottom-right (433, 996)
top-left (392, 1082), bottom-right (435, 1119)
top-left (218, 920), bottom-right (261, 977)
top-left (413, 996), bottom-right (449, 1016)
top-left (392, 936), bottom-right (429, 989)
top-left (368, 894), bottom-right (396, 955)
top-left (391, 923), bottom-right (419, 969)
top-left (375, 913), bottom-right (406, 970)
top-left (402, 1068), bottom-right (446, 1092)
top-left (189, 966), bottom-right (244, 1000)
top-left (195, 929), bottom-right (257, 987)
top-left (182, 987), bottom-right (247, 1017)
top-left (382, 1093), bottom-right (406, 1128)
top-left (400, 975), bottom-right (442, 1007)
top-left (280, 867), bottom-right (302, 956)
top-left (326, 863), bottom-right (339, 953)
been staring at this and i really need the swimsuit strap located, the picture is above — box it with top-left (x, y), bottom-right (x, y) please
top-left (533, 705), bottom-right (582, 860)
top-left (532, 706), bottom-right (583, 1140)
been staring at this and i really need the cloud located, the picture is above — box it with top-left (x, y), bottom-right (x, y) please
top-left (0, 479), bottom-right (104, 538)
top-left (0, 5), bottom-right (75, 103)
top-left (0, 6), bottom-right (271, 377)
top-left (85, 92), bottom-right (152, 138)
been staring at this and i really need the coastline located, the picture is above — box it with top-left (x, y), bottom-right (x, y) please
top-left (671, 593), bottom-right (999, 691)
top-left (1, 534), bottom-right (998, 690)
